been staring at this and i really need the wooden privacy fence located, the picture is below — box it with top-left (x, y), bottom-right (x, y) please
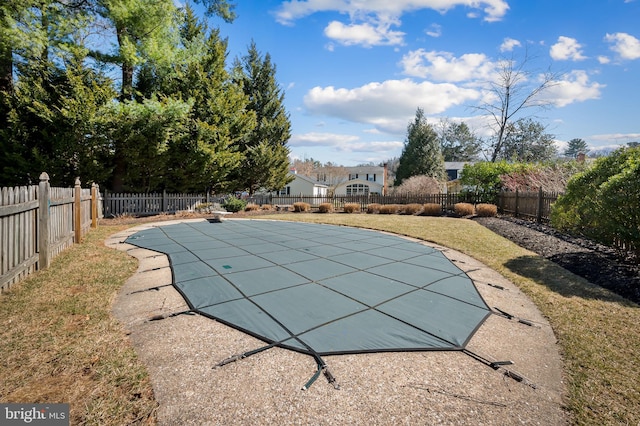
top-left (497, 189), bottom-right (560, 223)
top-left (252, 193), bottom-right (477, 211)
top-left (0, 173), bottom-right (102, 292)
top-left (102, 190), bottom-right (206, 217)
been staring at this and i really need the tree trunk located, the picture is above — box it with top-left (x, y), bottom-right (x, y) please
top-left (116, 24), bottom-right (134, 101)
top-left (0, 44), bottom-right (12, 95)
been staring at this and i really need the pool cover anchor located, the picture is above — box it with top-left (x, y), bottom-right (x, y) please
top-left (463, 349), bottom-right (537, 389)
top-left (147, 309), bottom-right (196, 322)
top-left (493, 306), bottom-right (538, 327)
top-left (323, 366), bottom-right (340, 390)
top-left (213, 345), bottom-right (340, 391)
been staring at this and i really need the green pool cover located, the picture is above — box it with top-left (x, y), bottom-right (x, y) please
top-left (126, 220), bottom-right (491, 358)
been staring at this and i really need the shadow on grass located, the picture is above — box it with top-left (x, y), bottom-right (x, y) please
top-left (505, 255), bottom-right (638, 308)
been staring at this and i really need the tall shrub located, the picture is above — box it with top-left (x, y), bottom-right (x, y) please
top-left (551, 146), bottom-right (640, 254)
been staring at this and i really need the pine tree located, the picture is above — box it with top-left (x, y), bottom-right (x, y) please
top-left (438, 120), bottom-right (482, 162)
top-left (564, 138), bottom-right (589, 158)
top-left (1, 1), bottom-right (114, 187)
top-left (231, 41), bottom-right (293, 193)
top-left (499, 118), bottom-right (557, 162)
top-left (395, 108), bottom-right (446, 186)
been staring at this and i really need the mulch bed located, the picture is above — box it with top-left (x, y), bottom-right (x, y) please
top-left (473, 216), bottom-right (640, 304)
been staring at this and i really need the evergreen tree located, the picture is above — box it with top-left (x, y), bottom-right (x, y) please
top-left (564, 138), bottom-right (589, 158)
top-left (231, 41), bottom-right (293, 193)
top-left (438, 120), bottom-right (482, 162)
top-left (499, 118), bottom-right (557, 162)
top-left (395, 108), bottom-right (446, 186)
top-left (95, 97), bottom-right (191, 192)
top-left (155, 7), bottom-right (254, 193)
top-left (1, 1), bottom-right (114, 187)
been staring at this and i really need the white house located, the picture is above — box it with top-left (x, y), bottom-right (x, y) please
top-left (277, 172), bottom-right (328, 196)
top-left (333, 178), bottom-right (384, 196)
top-left (314, 165), bottom-right (388, 195)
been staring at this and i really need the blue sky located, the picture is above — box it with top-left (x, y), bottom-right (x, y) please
top-left (210, 0), bottom-right (640, 166)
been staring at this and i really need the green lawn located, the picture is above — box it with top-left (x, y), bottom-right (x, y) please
top-left (1, 214), bottom-right (638, 425)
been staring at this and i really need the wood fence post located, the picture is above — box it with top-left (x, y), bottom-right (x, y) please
top-left (514, 189), bottom-right (519, 218)
top-left (74, 177), bottom-right (82, 243)
top-left (162, 189), bottom-right (167, 213)
top-left (537, 187), bottom-right (544, 223)
top-left (91, 183), bottom-right (98, 228)
top-left (38, 172), bottom-right (50, 270)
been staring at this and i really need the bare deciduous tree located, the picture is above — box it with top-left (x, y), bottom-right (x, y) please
top-left (472, 51), bottom-right (562, 162)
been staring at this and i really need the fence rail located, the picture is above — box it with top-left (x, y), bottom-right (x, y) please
top-left (0, 173), bottom-right (102, 292)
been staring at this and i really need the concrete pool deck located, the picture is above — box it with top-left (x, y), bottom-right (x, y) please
top-left (108, 218), bottom-right (567, 425)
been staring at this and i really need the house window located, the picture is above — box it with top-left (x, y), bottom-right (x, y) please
top-left (349, 173), bottom-right (359, 180)
top-left (366, 174), bottom-right (376, 182)
top-left (346, 184), bottom-right (369, 196)
top-left (317, 173), bottom-right (327, 182)
top-left (278, 186), bottom-right (290, 196)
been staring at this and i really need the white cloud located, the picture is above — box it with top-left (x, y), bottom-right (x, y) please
top-left (538, 70), bottom-right (604, 107)
top-left (400, 49), bottom-right (496, 82)
top-left (289, 132), bottom-right (403, 158)
top-left (275, 1), bottom-right (509, 47)
top-left (590, 132), bottom-right (640, 142)
top-left (275, 0), bottom-right (510, 25)
top-left (500, 37), bottom-right (521, 52)
top-left (324, 18), bottom-right (405, 47)
top-left (341, 140), bottom-right (405, 153)
top-left (304, 79), bottom-right (481, 134)
top-left (425, 23), bottom-right (442, 38)
top-left (597, 55), bottom-right (610, 64)
top-left (550, 36), bottom-right (587, 61)
top-left (289, 132), bottom-right (360, 147)
top-left (605, 32), bottom-right (640, 60)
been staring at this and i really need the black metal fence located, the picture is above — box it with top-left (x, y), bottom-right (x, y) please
top-left (102, 190), bottom-right (207, 217)
top-left (100, 190), bottom-right (561, 223)
top-left (250, 193), bottom-right (478, 211)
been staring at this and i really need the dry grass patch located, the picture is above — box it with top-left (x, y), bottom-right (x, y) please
top-left (244, 203), bottom-right (260, 212)
top-left (378, 204), bottom-right (399, 214)
top-left (476, 203), bottom-right (498, 217)
top-left (422, 203), bottom-right (442, 216)
top-left (0, 225), bottom-right (157, 425)
top-left (343, 203), bottom-right (361, 213)
top-left (292, 202), bottom-right (311, 212)
top-left (401, 203), bottom-right (423, 215)
top-left (318, 203), bottom-right (334, 213)
top-left (265, 213), bottom-right (640, 426)
top-left (454, 202), bottom-right (475, 216)
top-left (366, 203), bottom-right (381, 214)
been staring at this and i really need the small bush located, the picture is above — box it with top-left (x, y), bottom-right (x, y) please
top-left (318, 203), bottom-right (334, 213)
top-left (260, 204), bottom-right (273, 211)
top-left (222, 197), bottom-right (246, 213)
top-left (343, 203), bottom-right (361, 213)
top-left (378, 204), bottom-right (399, 215)
top-left (244, 203), bottom-right (260, 212)
top-left (454, 202), bottom-right (475, 216)
top-left (402, 203), bottom-right (423, 215)
top-left (422, 203), bottom-right (442, 216)
top-left (476, 203), bottom-right (498, 217)
top-left (366, 203), bottom-right (381, 214)
top-left (293, 202), bottom-right (311, 212)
